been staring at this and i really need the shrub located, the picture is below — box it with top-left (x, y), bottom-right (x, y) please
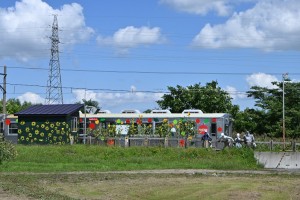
top-left (0, 140), bottom-right (17, 164)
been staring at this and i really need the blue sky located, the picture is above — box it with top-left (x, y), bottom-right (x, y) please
top-left (1, 0), bottom-right (300, 113)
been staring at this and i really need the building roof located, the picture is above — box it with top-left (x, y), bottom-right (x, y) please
top-left (15, 104), bottom-right (84, 116)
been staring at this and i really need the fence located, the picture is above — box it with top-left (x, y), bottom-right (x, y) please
top-left (80, 136), bottom-right (300, 151)
top-left (81, 136), bottom-right (226, 149)
top-left (255, 141), bottom-right (300, 152)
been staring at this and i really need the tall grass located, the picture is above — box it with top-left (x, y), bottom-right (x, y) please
top-left (0, 145), bottom-right (261, 172)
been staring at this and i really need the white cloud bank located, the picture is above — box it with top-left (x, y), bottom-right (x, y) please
top-left (226, 73), bottom-right (279, 100)
top-left (97, 26), bottom-right (165, 53)
top-left (160, 0), bottom-right (234, 16)
top-left (192, 0), bottom-right (300, 51)
top-left (18, 92), bottom-right (44, 104)
top-left (225, 86), bottom-right (247, 100)
top-left (246, 73), bottom-right (279, 89)
top-left (0, 0), bottom-right (94, 61)
top-left (72, 87), bottom-right (164, 110)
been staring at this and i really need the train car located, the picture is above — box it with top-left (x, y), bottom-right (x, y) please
top-left (79, 109), bottom-right (233, 140)
top-left (0, 109), bottom-right (233, 144)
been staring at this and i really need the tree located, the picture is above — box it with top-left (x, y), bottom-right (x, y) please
top-left (76, 99), bottom-right (101, 113)
top-left (156, 81), bottom-right (235, 113)
top-left (247, 81), bottom-right (300, 138)
top-left (0, 98), bottom-right (33, 114)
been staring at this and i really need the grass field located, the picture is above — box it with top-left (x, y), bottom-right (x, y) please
top-left (1, 145), bottom-right (299, 199)
top-left (1, 172), bottom-right (300, 200)
top-left (0, 145), bottom-right (261, 172)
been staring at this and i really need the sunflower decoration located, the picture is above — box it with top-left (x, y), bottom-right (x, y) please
top-left (41, 124), bottom-right (45, 129)
top-left (35, 130), bottom-right (39, 135)
top-left (18, 129), bottom-right (22, 134)
top-left (20, 121), bottom-right (26, 126)
top-left (45, 126), bottom-right (49, 131)
top-left (28, 133), bottom-right (32, 138)
top-left (31, 122), bottom-right (36, 126)
top-left (50, 123), bottom-right (55, 128)
top-left (25, 127), bottom-right (30, 132)
top-left (40, 132), bottom-right (45, 137)
top-left (56, 122), bottom-right (61, 126)
top-left (45, 120), bottom-right (50, 124)
top-left (48, 133), bottom-right (52, 138)
top-left (20, 136), bottom-right (25, 141)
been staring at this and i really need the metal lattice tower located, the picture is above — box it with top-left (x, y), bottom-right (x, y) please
top-left (45, 15), bottom-right (63, 104)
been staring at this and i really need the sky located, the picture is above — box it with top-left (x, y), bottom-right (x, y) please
top-left (0, 0), bottom-right (300, 113)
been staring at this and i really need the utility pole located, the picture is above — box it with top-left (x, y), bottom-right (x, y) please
top-left (282, 73), bottom-right (288, 150)
top-left (45, 15), bottom-right (63, 104)
top-left (1, 66), bottom-right (7, 137)
top-left (1, 66), bottom-right (6, 115)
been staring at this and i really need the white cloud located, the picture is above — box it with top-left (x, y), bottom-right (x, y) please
top-left (225, 85), bottom-right (247, 100)
top-left (97, 26), bottom-right (165, 53)
top-left (246, 73), bottom-right (278, 89)
top-left (18, 92), bottom-right (44, 104)
top-left (0, 0), bottom-right (94, 61)
top-left (72, 87), bottom-right (164, 109)
top-left (192, 0), bottom-right (300, 51)
top-left (160, 0), bottom-right (233, 16)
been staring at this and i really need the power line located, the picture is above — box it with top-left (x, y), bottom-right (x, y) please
top-left (3, 82), bottom-right (252, 95)
top-left (6, 66), bottom-right (300, 76)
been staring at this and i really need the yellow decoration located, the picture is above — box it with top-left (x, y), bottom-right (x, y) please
top-left (95, 120), bottom-right (99, 124)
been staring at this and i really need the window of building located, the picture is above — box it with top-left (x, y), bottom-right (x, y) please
top-left (8, 122), bottom-right (18, 135)
top-left (71, 117), bottom-right (78, 132)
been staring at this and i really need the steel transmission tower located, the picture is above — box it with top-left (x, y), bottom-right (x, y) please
top-left (45, 15), bottom-right (63, 104)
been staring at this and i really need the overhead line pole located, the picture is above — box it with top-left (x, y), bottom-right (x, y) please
top-left (0, 66), bottom-right (7, 138)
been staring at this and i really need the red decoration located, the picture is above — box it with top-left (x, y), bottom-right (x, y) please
top-left (126, 119), bottom-right (130, 124)
top-left (80, 118), bottom-right (83, 123)
top-left (89, 123), bottom-right (96, 129)
top-left (147, 118), bottom-right (152, 123)
top-left (107, 139), bottom-right (114, 146)
top-left (5, 119), bottom-right (11, 125)
top-left (217, 127), bottom-right (223, 132)
top-left (198, 124), bottom-right (208, 134)
top-left (136, 119), bottom-right (142, 125)
top-left (179, 139), bottom-right (185, 147)
top-left (212, 118), bottom-right (217, 123)
top-left (195, 118), bottom-right (200, 124)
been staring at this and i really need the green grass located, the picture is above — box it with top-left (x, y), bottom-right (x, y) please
top-left (0, 145), bottom-right (261, 172)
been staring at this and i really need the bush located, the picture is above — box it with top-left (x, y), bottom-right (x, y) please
top-left (0, 140), bottom-right (17, 164)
